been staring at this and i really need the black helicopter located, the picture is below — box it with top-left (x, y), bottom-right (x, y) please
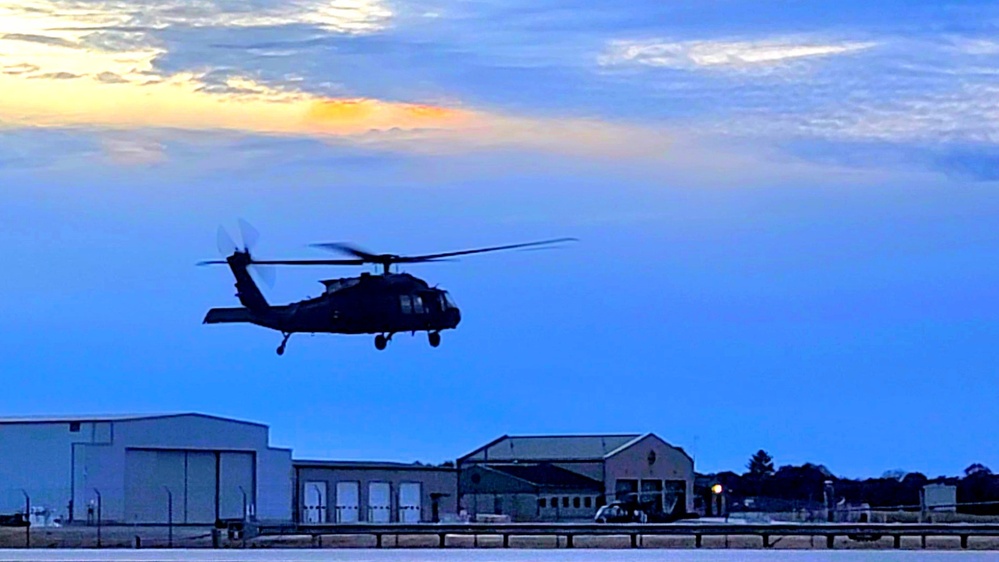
top-left (199, 222), bottom-right (574, 354)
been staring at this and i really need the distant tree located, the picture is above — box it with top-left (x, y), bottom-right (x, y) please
top-left (747, 450), bottom-right (775, 477)
top-left (440, 460), bottom-right (456, 468)
top-left (881, 469), bottom-right (906, 481)
top-left (965, 463), bottom-right (992, 477)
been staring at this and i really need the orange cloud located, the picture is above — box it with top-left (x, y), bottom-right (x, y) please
top-left (303, 98), bottom-right (472, 134)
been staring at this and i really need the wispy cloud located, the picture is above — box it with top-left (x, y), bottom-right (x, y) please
top-left (600, 37), bottom-right (876, 71)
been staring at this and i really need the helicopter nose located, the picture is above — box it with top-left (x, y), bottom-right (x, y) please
top-left (449, 307), bottom-right (461, 327)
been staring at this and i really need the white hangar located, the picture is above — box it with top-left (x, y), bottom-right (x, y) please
top-left (0, 413), bottom-right (292, 524)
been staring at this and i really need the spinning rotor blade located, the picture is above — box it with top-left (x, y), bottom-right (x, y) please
top-left (250, 259), bottom-right (367, 266)
top-left (216, 226), bottom-right (238, 255)
top-left (310, 238), bottom-right (577, 265)
top-left (310, 242), bottom-right (380, 261)
top-left (399, 238), bottom-right (578, 262)
top-left (251, 263), bottom-right (276, 288)
top-left (238, 218), bottom-right (259, 252)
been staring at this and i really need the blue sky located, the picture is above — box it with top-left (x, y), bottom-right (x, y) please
top-left (1, 0), bottom-right (998, 479)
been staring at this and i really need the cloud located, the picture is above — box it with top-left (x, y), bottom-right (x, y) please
top-left (29, 71), bottom-right (80, 80)
top-left (599, 37), bottom-right (876, 70)
top-left (2, 32), bottom-right (78, 48)
top-left (100, 134), bottom-right (167, 166)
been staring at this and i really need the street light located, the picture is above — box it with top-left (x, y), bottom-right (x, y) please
top-left (93, 489), bottom-right (102, 548)
top-left (21, 490), bottom-right (30, 549)
top-left (711, 484), bottom-right (723, 495)
top-left (164, 487), bottom-right (173, 548)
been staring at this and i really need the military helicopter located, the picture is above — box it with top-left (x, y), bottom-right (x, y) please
top-left (199, 222), bottom-right (575, 354)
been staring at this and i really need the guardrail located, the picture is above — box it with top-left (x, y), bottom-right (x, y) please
top-left (249, 522), bottom-right (999, 549)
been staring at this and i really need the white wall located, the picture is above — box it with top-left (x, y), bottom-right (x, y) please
top-left (0, 421), bottom-right (110, 520)
top-left (257, 447), bottom-right (293, 521)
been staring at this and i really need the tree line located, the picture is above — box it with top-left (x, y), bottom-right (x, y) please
top-left (703, 450), bottom-right (999, 514)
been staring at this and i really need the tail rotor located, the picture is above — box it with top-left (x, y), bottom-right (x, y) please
top-left (207, 220), bottom-right (276, 289)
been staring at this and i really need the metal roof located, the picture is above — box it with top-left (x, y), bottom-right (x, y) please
top-left (0, 413), bottom-right (268, 427)
top-left (486, 463), bottom-right (603, 491)
top-left (459, 434), bottom-right (642, 463)
top-left (294, 459), bottom-right (455, 472)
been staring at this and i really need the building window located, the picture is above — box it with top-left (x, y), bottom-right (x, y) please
top-left (69, 422), bottom-right (80, 432)
top-left (562, 497), bottom-right (569, 508)
top-left (584, 497), bottom-right (592, 508)
top-left (573, 497), bottom-right (581, 508)
top-left (538, 498), bottom-right (547, 509)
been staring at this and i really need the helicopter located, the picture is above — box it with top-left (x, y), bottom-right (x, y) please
top-left (199, 222), bottom-right (575, 354)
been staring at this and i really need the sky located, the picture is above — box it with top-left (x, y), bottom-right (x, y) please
top-left (1, 0), bottom-right (998, 480)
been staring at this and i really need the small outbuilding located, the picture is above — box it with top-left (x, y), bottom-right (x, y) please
top-left (293, 460), bottom-right (458, 523)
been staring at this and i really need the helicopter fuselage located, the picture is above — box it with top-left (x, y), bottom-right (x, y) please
top-left (249, 272), bottom-right (461, 335)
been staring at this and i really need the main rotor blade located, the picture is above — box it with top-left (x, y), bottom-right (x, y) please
top-left (250, 259), bottom-right (368, 266)
top-left (309, 242), bottom-right (380, 261)
top-left (197, 259), bottom-right (228, 266)
top-left (399, 238), bottom-right (578, 262)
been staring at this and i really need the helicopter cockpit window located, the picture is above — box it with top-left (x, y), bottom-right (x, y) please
top-left (443, 291), bottom-right (457, 309)
top-left (412, 296), bottom-right (424, 314)
top-left (400, 295), bottom-right (412, 314)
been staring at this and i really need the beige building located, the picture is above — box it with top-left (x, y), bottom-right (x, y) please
top-left (293, 460), bottom-right (457, 524)
top-left (458, 433), bottom-right (694, 521)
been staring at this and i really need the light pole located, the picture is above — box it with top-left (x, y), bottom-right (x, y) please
top-left (238, 486), bottom-right (247, 521)
top-left (93, 489), bottom-right (102, 548)
top-left (711, 484), bottom-right (724, 518)
top-left (164, 487), bottom-right (173, 548)
top-left (823, 480), bottom-right (834, 523)
top-left (21, 490), bottom-right (30, 548)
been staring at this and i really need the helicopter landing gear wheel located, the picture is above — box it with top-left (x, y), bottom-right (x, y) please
top-left (374, 334), bottom-right (387, 351)
top-left (428, 332), bottom-right (441, 348)
top-left (277, 332), bottom-right (291, 356)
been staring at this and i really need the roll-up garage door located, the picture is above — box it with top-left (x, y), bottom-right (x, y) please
top-left (219, 452), bottom-right (254, 520)
top-left (368, 482), bottom-right (391, 523)
top-left (398, 482), bottom-right (422, 523)
top-left (335, 482), bottom-right (359, 523)
top-left (303, 481), bottom-right (328, 523)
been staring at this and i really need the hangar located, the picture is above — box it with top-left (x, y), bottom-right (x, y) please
top-left (0, 414), bottom-right (292, 524)
top-left (458, 433), bottom-right (694, 521)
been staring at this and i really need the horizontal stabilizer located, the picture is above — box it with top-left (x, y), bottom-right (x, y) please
top-left (204, 307), bottom-right (253, 324)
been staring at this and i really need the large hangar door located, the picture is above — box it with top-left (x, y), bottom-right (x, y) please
top-left (124, 450), bottom-right (185, 523)
top-left (185, 451), bottom-right (217, 524)
top-left (219, 452), bottom-right (254, 520)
